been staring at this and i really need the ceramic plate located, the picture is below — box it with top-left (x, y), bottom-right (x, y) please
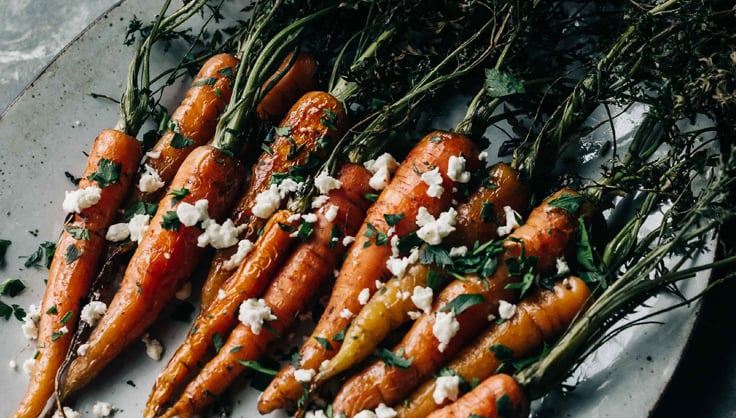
top-left (0, 0), bottom-right (711, 416)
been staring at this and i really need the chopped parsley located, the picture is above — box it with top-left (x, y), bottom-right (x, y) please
top-left (64, 244), bottom-right (83, 264)
top-left (314, 336), bottom-right (333, 351)
top-left (376, 348), bottom-right (413, 369)
top-left (193, 76), bottom-right (218, 87)
top-left (236, 360), bottom-right (278, 375)
top-left (86, 158), bottom-right (121, 188)
top-left (169, 187), bottom-right (190, 203)
top-left (274, 125), bottom-right (292, 137)
top-left (321, 109), bottom-right (339, 130)
top-left (440, 293), bottom-right (486, 315)
top-left (59, 310), bottom-right (73, 325)
top-left (124, 201), bottom-right (158, 222)
top-left (65, 226), bottom-right (90, 240)
top-left (161, 211), bottom-right (181, 231)
top-left (24, 241), bottom-right (56, 269)
top-left (213, 332), bottom-right (224, 353)
top-left (0, 278), bottom-right (25, 297)
top-left (0, 239), bottom-right (11, 267)
top-left (297, 222), bottom-right (314, 242)
top-left (548, 193), bottom-right (584, 214)
top-left (481, 201), bottom-right (496, 223)
top-left (384, 213), bottom-right (405, 227)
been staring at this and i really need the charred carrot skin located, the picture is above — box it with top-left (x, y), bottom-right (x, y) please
top-left (331, 189), bottom-right (587, 416)
top-left (157, 163), bottom-right (375, 418)
top-left (129, 53), bottom-right (239, 204)
top-left (257, 131), bottom-right (481, 414)
top-left (200, 91), bottom-right (350, 309)
top-left (60, 145), bottom-right (244, 398)
top-left (319, 163), bottom-right (531, 384)
top-left (397, 276), bottom-right (591, 418)
top-left (143, 210), bottom-right (298, 418)
top-left (257, 51), bottom-right (318, 122)
top-left (12, 130), bottom-right (142, 418)
top-left (425, 373), bottom-right (529, 418)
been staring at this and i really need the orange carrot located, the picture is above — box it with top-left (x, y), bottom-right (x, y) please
top-left (59, 145), bottom-right (245, 398)
top-left (425, 373), bottom-right (529, 418)
top-left (12, 130), bottom-right (141, 418)
top-left (257, 131), bottom-right (481, 414)
top-left (397, 276), bottom-right (592, 418)
top-left (143, 209), bottom-right (298, 418)
top-left (257, 51), bottom-right (318, 122)
top-left (157, 163), bottom-right (375, 418)
top-left (129, 53), bottom-right (238, 204)
top-left (330, 189), bottom-right (588, 416)
top-left (201, 90), bottom-right (350, 309)
top-left (316, 163), bottom-right (531, 386)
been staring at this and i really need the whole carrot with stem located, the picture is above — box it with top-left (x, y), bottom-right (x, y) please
top-left (329, 188), bottom-right (590, 416)
top-left (155, 163), bottom-right (375, 418)
top-left (256, 50), bottom-right (318, 122)
top-left (396, 276), bottom-right (592, 418)
top-left (57, 3), bottom-right (338, 401)
top-left (425, 373), bottom-right (529, 418)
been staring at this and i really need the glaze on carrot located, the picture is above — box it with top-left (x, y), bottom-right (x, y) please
top-left (425, 373), bottom-right (529, 418)
top-left (142, 209), bottom-right (298, 418)
top-left (397, 276), bottom-right (591, 418)
top-left (60, 145), bottom-right (245, 398)
top-left (12, 130), bottom-right (141, 418)
top-left (201, 90), bottom-right (349, 309)
top-left (257, 131), bottom-right (481, 414)
top-left (330, 189), bottom-right (588, 416)
top-left (257, 51), bottom-right (318, 122)
top-left (157, 163), bottom-right (375, 418)
top-left (129, 53), bottom-right (238, 204)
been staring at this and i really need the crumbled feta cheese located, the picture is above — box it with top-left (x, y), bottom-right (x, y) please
top-left (556, 257), bottom-right (570, 275)
top-left (53, 407), bottom-right (82, 418)
top-left (447, 155), bottom-right (471, 183)
top-left (375, 403), bottom-right (398, 418)
top-left (22, 358), bottom-right (36, 375)
top-left (198, 219), bottom-right (244, 249)
top-left (302, 213), bottom-right (318, 223)
top-left (415, 207), bottom-right (457, 245)
top-left (176, 199), bottom-right (209, 226)
top-left (342, 235), bottom-right (355, 246)
top-left (449, 246), bottom-right (468, 257)
top-left (333, 269), bottom-right (340, 278)
top-left (138, 164), bottom-right (165, 193)
top-left (400, 291), bottom-right (411, 300)
top-left (496, 206), bottom-right (521, 236)
top-left (305, 410), bottom-right (329, 418)
top-left (312, 195), bottom-right (330, 209)
top-left (315, 171), bottom-right (342, 194)
top-left (364, 153), bottom-right (398, 190)
top-left (21, 318), bottom-right (38, 340)
top-left (175, 281), bottom-right (192, 300)
top-left (145, 150), bottom-right (161, 159)
top-left (294, 368), bottom-right (316, 383)
top-left (58, 326), bottom-right (69, 336)
top-left (238, 298), bottom-right (277, 335)
top-left (498, 300), bottom-right (517, 320)
top-left (92, 401), bottom-right (114, 417)
top-left (320, 360), bottom-right (330, 371)
top-left (411, 286), bottom-right (434, 314)
top-left (27, 304), bottom-right (41, 322)
top-left (252, 185), bottom-right (283, 219)
top-left (141, 333), bottom-right (164, 360)
top-left (339, 308), bottom-right (354, 319)
top-left (433, 311), bottom-right (460, 352)
top-left (63, 186), bottom-right (102, 213)
top-left (223, 239), bottom-right (255, 270)
top-left (324, 204), bottom-right (339, 222)
top-left (390, 234), bottom-right (401, 257)
top-left (408, 311), bottom-right (422, 320)
top-left (278, 178), bottom-right (302, 197)
top-left (105, 222), bottom-right (130, 242)
top-left (217, 289), bottom-right (227, 300)
top-left (287, 213), bottom-right (303, 223)
top-left (358, 288), bottom-right (371, 305)
top-left (386, 247), bottom-right (420, 277)
top-left (375, 280), bottom-right (383, 290)
top-left (354, 411), bottom-right (378, 418)
top-left (487, 313), bottom-right (497, 321)
top-left (80, 301), bottom-right (107, 326)
top-left (128, 214), bottom-right (150, 243)
top-left (420, 167), bottom-right (444, 198)
top-left (9, 360), bottom-right (17, 371)
top-left (433, 375), bottom-right (460, 404)
top-left (77, 343), bottom-right (90, 356)
top-left (479, 151), bottom-right (488, 161)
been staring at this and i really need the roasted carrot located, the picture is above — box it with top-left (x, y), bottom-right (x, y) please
top-left (316, 163), bottom-right (531, 386)
top-left (396, 276), bottom-right (591, 418)
top-left (425, 373), bottom-right (529, 418)
top-left (60, 145), bottom-right (245, 398)
top-left (156, 163), bottom-right (375, 418)
top-left (330, 189), bottom-right (588, 416)
top-left (257, 51), bottom-right (318, 122)
top-left (257, 131), bottom-right (481, 414)
top-left (12, 130), bottom-right (141, 418)
top-left (128, 53), bottom-right (239, 204)
top-left (200, 90), bottom-right (350, 309)
top-left (142, 210), bottom-right (298, 418)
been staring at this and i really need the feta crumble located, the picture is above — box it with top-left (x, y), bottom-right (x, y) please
top-left (77, 343), bottom-right (90, 356)
top-left (479, 150), bottom-right (488, 161)
top-left (324, 204), bottom-right (339, 222)
top-left (342, 235), bottom-right (355, 246)
top-left (138, 164), bottom-right (165, 193)
top-left (312, 194), bottom-right (330, 209)
top-left (385, 247), bottom-right (420, 278)
top-left (556, 257), bottom-right (570, 275)
top-left (449, 246), bottom-right (468, 257)
top-left (53, 407), bottom-right (82, 418)
top-left (9, 360), bottom-right (17, 371)
top-left (358, 288), bottom-right (371, 305)
top-left (197, 219), bottom-right (244, 249)
top-left (364, 153), bottom-right (398, 190)
top-left (314, 171), bottom-right (342, 194)
top-left (302, 213), bottom-right (318, 223)
top-left (238, 298), bottom-right (277, 335)
top-left (420, 167), bottom-right (444, 198)
top-left (339, 308), bottom-right (354, 319)
top-left (305, 411), bottom-right (329, 418)
top-left (145, 150), bottom-right (161, 159)
top-left (294, 368), bottom-right (316, 383)
top-left (411, 286), bottom-right (434, 314)
top-left (447, 155), bottom-right (471, 183)
top-left (128, 214), bottom-right (150, 243)
top-left (22, 358), bottom-right (36, 375)
top-left (105, 222), bottom-right (130, 242)
top-left (80, 301), bottom-right (107, 326)
top-left (92, 401), bottom-right (114, 417)
top-left (433, 375), bottom-right (460, 404)
top-left (176, 199), bottom-right (209, 226)
top-left (496, 205), bottom-right (521, 236)
top-left (498, 300), bottom-right (517, 320)
top-left (141, 333), bottom-right (164, 360)
top-left (63, 186), bottom-right (102, 213)
top-left (432, 311), bottom-right (460, 352)
top-left (223, 239), bottom-right (255, 270)
top-left (416, 207), bottom-right (457, 245)
top-left (354, 411), bottom-right (378, 418)
top-left (375, 403), bottom-right (398, 418)
top-left (252, 184), bottom-right (283, 219)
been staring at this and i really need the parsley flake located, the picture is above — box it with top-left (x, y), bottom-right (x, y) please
top-left (0, 278), bottom-right (25, 297)
top-left (440, 293), bottom-right (486, 315)
top-left (64, 244), bottom-right (83, 264)
top-left (376, 348), bottom-right (413, 369)
top-left (86, 158), bottom-right (121, 188)
top-left (0, 239), bottom-right (11, 267)
top-left (65, 226), bottom-right (90, 240)
top-left (161, 211), bottom-right (181, 231)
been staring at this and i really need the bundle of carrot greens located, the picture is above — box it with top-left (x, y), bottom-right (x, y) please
top-left (8, 0), bottom-right (736, 416)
